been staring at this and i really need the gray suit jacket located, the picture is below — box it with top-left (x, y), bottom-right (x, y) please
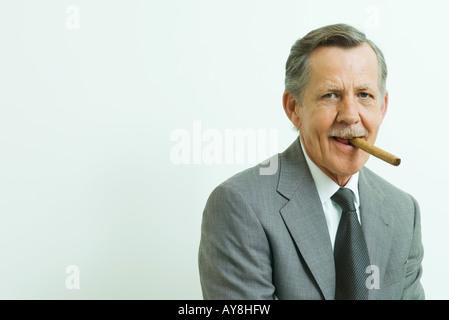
top-left (198, 137), bottom-right (424, 300)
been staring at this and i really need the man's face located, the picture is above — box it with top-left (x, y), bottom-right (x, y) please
top-left (290, 43), bottom-right (388, 185)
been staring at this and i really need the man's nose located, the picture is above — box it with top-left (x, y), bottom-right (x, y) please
top-left (336, 96), bottom-right (361, 125)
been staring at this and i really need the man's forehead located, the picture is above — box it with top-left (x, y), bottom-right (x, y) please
top-left (309, 44), bottom-right (378, 71)
top-left (317, 82), bottom-right (376, 92)
top-left (308, 45), bottom-right (380, 89)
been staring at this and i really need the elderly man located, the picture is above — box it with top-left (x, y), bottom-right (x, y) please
top-left (198, 24), bottom-right (424, 300)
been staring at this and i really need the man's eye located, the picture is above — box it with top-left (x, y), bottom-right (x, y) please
top-left (359, 92), bottom-right (371, 98)
top-left (323, 93), bottom-right (335, 99)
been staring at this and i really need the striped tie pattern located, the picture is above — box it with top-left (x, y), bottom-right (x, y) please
top-left (332, 188), bottom-right (371, 300)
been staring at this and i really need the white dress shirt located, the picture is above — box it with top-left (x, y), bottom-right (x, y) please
top-left (300, 140), bottom-right (361, 250)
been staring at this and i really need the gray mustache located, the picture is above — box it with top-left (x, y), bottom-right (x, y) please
top-left (328, 126), bottom-right (368, 139)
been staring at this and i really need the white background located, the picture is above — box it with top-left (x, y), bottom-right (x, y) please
top-left (0, 0), bottom-right (447, 299)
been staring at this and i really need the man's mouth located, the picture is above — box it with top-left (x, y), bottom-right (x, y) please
top-left (331, 136), bottom-right (366, 147)
top-left (332, 137), bottom-right (351, 145)
top-left (328, 127), bottom-right (368, 147)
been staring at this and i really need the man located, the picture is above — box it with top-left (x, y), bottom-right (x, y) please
top-left (198, 24), bottom-right (424, 300)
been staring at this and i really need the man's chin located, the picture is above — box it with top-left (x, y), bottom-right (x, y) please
top-left (330, 159), bottom-right (366, 177)
top-left (324, 159), bottom-right (367, 184)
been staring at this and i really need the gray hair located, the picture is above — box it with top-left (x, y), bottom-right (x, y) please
top-left (285, 23), bottom-right (388, 104)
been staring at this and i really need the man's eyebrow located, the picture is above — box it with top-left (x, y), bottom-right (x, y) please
top-left (327, 86), bottom-right (343, 92)
top-left (314, 86), bottom-right (343, 98)
top-left (317, 86), bottom-right (343, 93)
top-left (355, 85), bottom-right (376, 91)
top-left (318, 85), bottom-right (376, 92)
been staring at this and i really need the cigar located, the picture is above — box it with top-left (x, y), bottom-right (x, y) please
top-left (349, 137), bottom-right (401, 166)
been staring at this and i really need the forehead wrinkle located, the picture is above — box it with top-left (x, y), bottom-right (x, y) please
top-left (318, 81), bottom-right (375, 94)
top-left (317, 80), bottom-right (344, 92)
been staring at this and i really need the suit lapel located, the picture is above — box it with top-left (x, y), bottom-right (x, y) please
top-left (277, 138), bottom-right (335, 300)
top-left (358, 168), bottom-right (393, 299)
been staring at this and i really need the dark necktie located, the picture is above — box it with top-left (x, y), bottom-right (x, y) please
top-left (332, 187), bottom-right (371, 300)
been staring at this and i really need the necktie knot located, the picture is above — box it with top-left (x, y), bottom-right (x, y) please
top-left (331, 188), bottom-right (356, 212)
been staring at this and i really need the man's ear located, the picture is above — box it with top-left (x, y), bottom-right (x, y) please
top-left (380, 91), bottom-right (389, 120)
top-left (282, 91), bottom-right (301, 128)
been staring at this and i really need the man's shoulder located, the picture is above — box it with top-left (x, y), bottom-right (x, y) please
top-left (203, 155), bottom-right (284, 217)
top-left (216, 154), bottom-right (281, 195)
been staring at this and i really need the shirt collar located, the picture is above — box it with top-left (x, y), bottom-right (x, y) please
top-left (299, 138), bottom-right (360, 207)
